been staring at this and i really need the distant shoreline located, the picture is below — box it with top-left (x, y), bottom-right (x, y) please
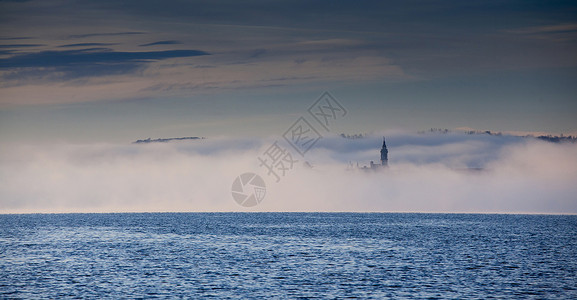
top-left (133, 136), bottom-right (205, 144)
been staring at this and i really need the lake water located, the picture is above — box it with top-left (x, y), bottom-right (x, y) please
top-left (1, 213), bottom-right (576, 298)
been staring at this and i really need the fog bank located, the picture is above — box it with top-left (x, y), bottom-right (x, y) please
top-left (1, 133), bottom-right (576, 214)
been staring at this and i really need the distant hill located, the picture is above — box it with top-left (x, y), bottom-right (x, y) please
top-left (419, 128), bottom-right (576, 143)
top-left (339, 133), bottom-right (366, 139)
top-left (535, 135), bottom-right (577, 143)
top-left (133, 137), bottom-right (205, 144)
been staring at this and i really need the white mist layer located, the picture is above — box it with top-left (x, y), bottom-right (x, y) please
top-left (1, 133), bottom-right (576, 213)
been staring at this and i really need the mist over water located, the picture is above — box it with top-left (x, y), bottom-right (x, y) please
top-left (0, 133), bottom-right (576, 213)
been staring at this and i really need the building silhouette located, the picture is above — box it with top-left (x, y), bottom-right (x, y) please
top-left (380, 137), bottom-right (388, 167)
top-left (357, 137), bottom-right (389, 170)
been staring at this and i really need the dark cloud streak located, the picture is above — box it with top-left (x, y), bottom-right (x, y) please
top-left (0, 44), bottom-right (43, 48)
top-left (67, 32), bottom-right (145, 39)
top-left (139, 40), bottom-right (182, 47)
top-left (0, 37), bottom-right (33, 40)
top-left (59, 43), bottom-right (118, 48)
top-left (0, 48), bottom-right (210, 81)
top-left (0, 48), bottom-right (209, 69)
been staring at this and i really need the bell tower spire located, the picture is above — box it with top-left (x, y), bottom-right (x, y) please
top-left (380, 137), bottom-right (388, 167)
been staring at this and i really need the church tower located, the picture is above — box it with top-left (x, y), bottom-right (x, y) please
top-left (380, 137), bottom-right (388, 167)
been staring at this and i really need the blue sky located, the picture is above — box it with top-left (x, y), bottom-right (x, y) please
top-left (1, 0), bottom-right (576, 142)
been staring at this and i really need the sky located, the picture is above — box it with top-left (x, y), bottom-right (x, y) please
top-left (1, 0), bottom-right (576, 213)
top-left (1, 0), bottom-right (576, 142)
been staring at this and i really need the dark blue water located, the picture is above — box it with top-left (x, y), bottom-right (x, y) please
top-left (1, 213), bottom-right (576, 299)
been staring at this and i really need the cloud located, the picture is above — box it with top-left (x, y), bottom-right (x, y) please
top-left (0, 44), bottom-right (43, 48)
top-left (139, 40), bottom-right (182, 47)
top-left (58, 43), bottom-right (118, 48)
top-left (1, 0), bottom-right (576, 110)
top-left (0, 48), bottom-right (210, 82)
top-left (506, 23), bottom-right (577, 35)
top-left (67, 32), bottom-right (145, 39)
top-left (0, 37), bottom-right (33, 40)
top-left (0, 48), bottom-right (209, 68)
top-left (1, 62), bottom-right (143, 82)
top-left (1, 133), bottom-right (575, 214)
top-left (248, 49), bottom-right (266, 58)
top-left (503, 22), bottom-right (577, 43)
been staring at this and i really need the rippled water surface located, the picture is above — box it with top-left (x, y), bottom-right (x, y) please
top-left (1, 213), bottom-right (576, 298)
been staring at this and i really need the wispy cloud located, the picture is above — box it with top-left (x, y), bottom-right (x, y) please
top-left (0, 37), bottom-right (33, 40)
top-left (506, 23), bottom-right (577, 35)
top-left (0, 44), bottom-right (43, 48)
top-left (0, 48), bottom-right (210, 82)
top-left (58, 43), bottom-right (118, 48)
top-left (0, 48), bottom-right (209, 68)
top-left (67, 32), bottom-right (145, 39)
top-left (503, 23), bottom-right (577, 43)
top-left (139, 40), bottom-right (182, 47)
